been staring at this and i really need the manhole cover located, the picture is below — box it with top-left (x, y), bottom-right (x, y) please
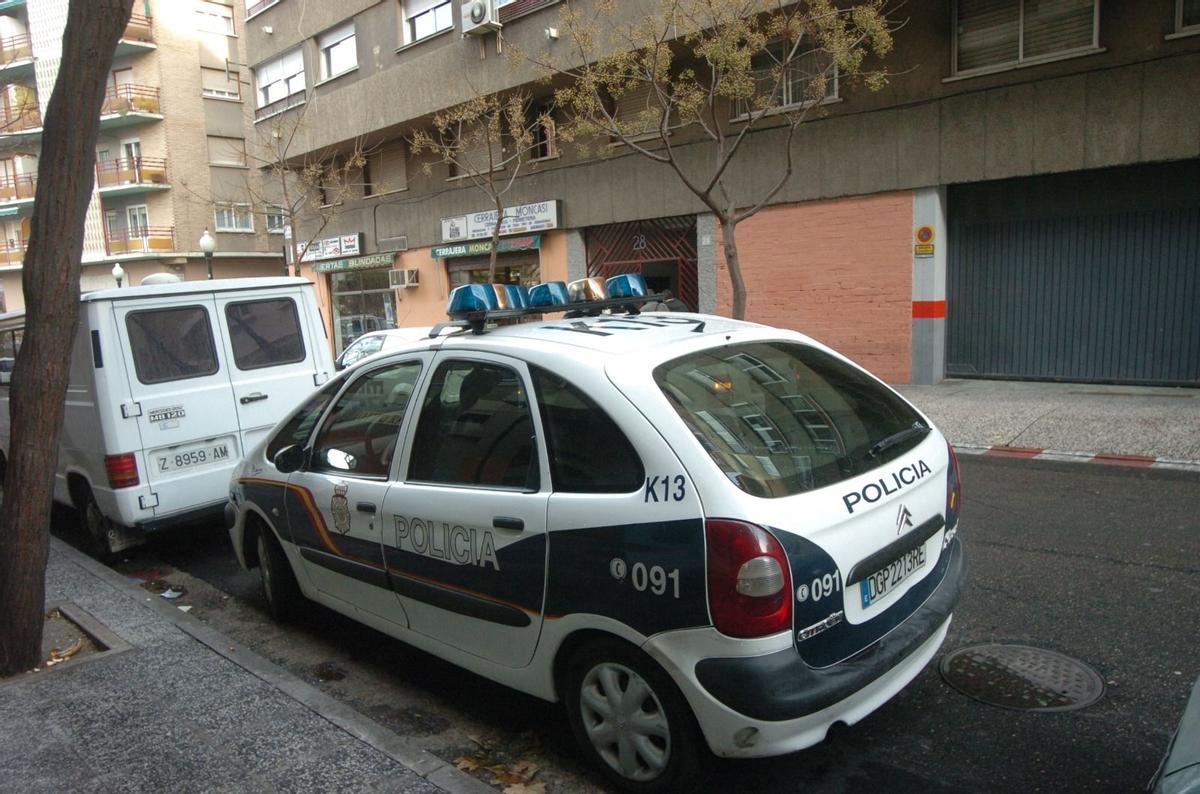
top-left (940, 644), bottom-right (1104, 712)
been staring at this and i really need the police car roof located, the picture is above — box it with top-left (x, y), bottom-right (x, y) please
top-left (82, 277), bottom-right (309, 303)
top-left (436, 312), bottom-right (773, 357)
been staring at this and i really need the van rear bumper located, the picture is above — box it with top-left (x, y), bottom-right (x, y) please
top-left (135, 500), bottom-right (227, 533)
top-left (693, 537), bottom-right (966, 722)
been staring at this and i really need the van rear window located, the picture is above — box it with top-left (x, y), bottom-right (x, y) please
top-left (126, 306), bottom-right (219, 385)
top-left (654, 342), bottom-right (928, 498)
top-left (225, 298), bottom-right (305, 370)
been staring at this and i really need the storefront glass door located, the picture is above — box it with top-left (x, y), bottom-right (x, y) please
top-left (330, 268), bottom-right (397, 353)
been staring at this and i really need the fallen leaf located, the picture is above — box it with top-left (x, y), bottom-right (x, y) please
top-left (502, 783), bottom-right (546, 794)
top-left (454, 755), bottom-right (485, 772)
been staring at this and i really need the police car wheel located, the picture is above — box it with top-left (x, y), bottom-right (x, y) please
top-left (257, 528), bottom-right (302, 622)
top-left (566, 639), bottom-right (705, 792)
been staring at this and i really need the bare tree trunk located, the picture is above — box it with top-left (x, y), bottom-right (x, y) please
top-left (0, 0), bottom-right (132, 677)
top-left (487, 195), bottom-right (503, 283)
top-left (720, 215), bottom-right (747, 320)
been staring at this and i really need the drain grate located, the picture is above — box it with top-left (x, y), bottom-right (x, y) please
top-left (940, 644), bottom-right (1104, 712)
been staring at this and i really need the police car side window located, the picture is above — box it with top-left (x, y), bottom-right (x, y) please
top-left (530, 366), bottom-right (644, 493)
top-left (265, 375), bottom-right (345, 461)
top-left (311, 362), bottom-right (423, 478)
top-left (408, 360), bottom-right (538, 490)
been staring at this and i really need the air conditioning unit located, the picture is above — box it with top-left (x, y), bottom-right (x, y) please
top-left (388, 268), bottom-right (420, 289)
top-left (461, 0), bottom-right (500, 35)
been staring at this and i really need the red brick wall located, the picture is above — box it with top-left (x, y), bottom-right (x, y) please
top-left (714, 192), bottom-right (914, 383)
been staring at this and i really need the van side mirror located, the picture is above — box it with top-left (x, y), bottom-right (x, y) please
top-left (273, 445), bottom-right (305, 474)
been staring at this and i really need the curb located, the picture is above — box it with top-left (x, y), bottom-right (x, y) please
top-left (50, 537), bottom-right (494, 794)
top-left (952, 444), bottom-right (1200, 473)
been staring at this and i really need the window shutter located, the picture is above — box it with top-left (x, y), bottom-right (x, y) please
top-left (613, 83), bottom-right (664, 137)
top-left (957, 0), bottom-right (1019, 72)
top-left (377, 141), bottom-right (407, 192)
top-left (201, 67), bottom-right (239, 98)
top-left (1023, 0), bottom-right (1094, 59)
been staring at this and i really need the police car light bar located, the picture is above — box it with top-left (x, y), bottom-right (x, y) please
top-left (435, 274), bottom-right (670, 335)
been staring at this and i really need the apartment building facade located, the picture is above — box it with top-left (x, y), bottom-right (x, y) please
top-left (0, 0), bottom-right (285, 315)
top-left (243, 0), bottom-right (1200, 386)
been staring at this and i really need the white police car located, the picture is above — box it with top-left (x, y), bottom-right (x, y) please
top-left (227, 275), bottom-right (966, 791)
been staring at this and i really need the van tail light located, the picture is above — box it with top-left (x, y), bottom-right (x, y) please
top-left (105, 453), bottom-right (140, 489)
top-left (946, 443), bottom-right (962, 531)
top-left (705, 519), bottom-right (792, 638)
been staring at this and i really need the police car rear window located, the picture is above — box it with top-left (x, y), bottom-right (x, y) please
top-left (654, 342), bottom-right (926, 498)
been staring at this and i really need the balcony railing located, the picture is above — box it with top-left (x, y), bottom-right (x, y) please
top-left (246, 0), bottom-right (281, 18)
top-left (124, 12), bottom-right (154, 43)
top-left (0, 103), bottom-right (40, 131)
top-left (0, 171), bottom-right (35, 201)
top-left (100, 84), bottom-right (160, 116)
top-left (0, 234), bottom-right (25, 265)
top-left (254, 90), bottom-right (305, 121)
top-left (105, 226), bottom-right (174, 255)
top-left (0, 33), bottom-right (31, 64)
top-left (95, 156), bottom-right (167, 188)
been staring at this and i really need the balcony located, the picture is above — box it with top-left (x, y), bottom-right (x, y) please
top-left (115, 12), bottom-right (155, 56)
top-left (0, 234), bottom-right (24, 266)
top-left (0, 102), bottom-right (41, 136)
top-left (99, 84), bottom-right (161, 129)
top-left (0, 171), bottom-right (35, 205)
top-left (0, 33), bottom-right (33, 78)
top-left (95, 156), bottom-right (168, 197)
top-left (105, 226), bottom-right (174, 256)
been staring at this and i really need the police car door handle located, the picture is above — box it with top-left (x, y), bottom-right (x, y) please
top-left (356, 502), bottom-right (376, 514)
top-left (493, 516), bottom-right (524, 531)
top-left (240, 392), bottom-right (268, 405)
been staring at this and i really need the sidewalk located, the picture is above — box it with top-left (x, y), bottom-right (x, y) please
top-left (0, 538), bottom-right (491, 794)
top-left (897, 379), bottom-right (1200, 469)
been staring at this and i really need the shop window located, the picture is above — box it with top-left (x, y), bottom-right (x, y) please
top-left (317, 21), bottom-right (357, 81)
top-left (401, 0), bottom-right (453, 45)
top-left (331, 268), bottom-right (397, 353)
top-left (953, 0), bottom-right (1098, 76)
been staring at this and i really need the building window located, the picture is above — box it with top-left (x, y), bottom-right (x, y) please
top-left (253, 49), bottom-right (305, 116)
top-left (1179, 0), bottom-right (1200, 33)
top-left (736, 39), bottom-right (836, 118)
top-left (317, 21), bottom-right (357, 81)
top-left (529, 100), bottom-right (556, 160)
top-left (207, 135), bottom-right (247, 166)
top-left (363, 141), bottom-right (407, 196)
top-left (195, 1), bottom-right (235, 36)
top-left (215, 203), bottom-right (254, 232)
top-left (954, 0), bottom-right (1099, 76)
top-left (266, 205), bottom-right (286, 233)
top-left (402, 0), bottom-right (452, 45)
top-left (201, 67), bottom-right (240, 100)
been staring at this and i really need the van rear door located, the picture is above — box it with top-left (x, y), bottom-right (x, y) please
top-left (112, 295), bottom-right (242, 517)
top-left (214, 286), bottom-right (325, 454)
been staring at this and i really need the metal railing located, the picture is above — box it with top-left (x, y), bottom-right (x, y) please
top-left (253, 90), bottom-right (304, 121)
top-left (100, 84), bottom-right (160, 116)
top-left (0, 32), bottom-right (31, 64)
top-left (0, 102), bottom-right (40, 131)
top-left (0, 234), bottom-right (25, 265)
top-left (95, 156), bottom-right (167, 188)
top-left (124, 12), bottom-right (153, 42)
top-left (0, 170), bottom-right (35, 201)
top-left (105, 226), bottom-right (175, 256)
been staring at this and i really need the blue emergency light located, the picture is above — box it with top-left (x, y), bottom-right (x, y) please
top-left (447, 283), bottom-right (500, 318)
top-left (605, 273), bottom-right (649, 299)
top-left (528, 281), bottom-right (570, 309)
top-left (504, 284), bottom-right (530, 309)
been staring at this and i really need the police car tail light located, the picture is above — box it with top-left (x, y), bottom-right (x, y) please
top-left (105, 453), bottom-right (140, 489)
top-left (705, 519), bottom-right (792, 638)
top-left (946, 442), bottom-right (962, 531)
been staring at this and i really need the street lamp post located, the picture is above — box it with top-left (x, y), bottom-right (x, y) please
top-left (111, 262), bottom-right (125, 288)
top-left (199, 228), bottom-right (216, 280)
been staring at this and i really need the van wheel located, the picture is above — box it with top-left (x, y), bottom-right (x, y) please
top-left (565, 639), bottom-right (706, 793)
top-left (257, 528), bottom-right (302, 622)
top-left (79, 488), bottom-right (119, 562)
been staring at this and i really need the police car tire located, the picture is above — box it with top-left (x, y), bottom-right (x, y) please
top-left (565, 638), bottom-right (706, 793)
top-left (257, 528), bottom-right (302, 622)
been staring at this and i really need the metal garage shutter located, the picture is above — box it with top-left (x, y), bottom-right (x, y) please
top-left (946, 165), bottom-right (1200, 386)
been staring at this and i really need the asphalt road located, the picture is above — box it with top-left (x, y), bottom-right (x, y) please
top-left (58, 456), bottom-right (1200, 793)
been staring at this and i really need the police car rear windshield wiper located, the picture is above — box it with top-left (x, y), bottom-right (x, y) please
top-left (868, 421), bottom-right (929, 458)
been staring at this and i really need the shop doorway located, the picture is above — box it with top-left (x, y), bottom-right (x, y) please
top-left (586, 216), bottom-right (698, 310)
top-left (330, 268), bottom-right (397, 354)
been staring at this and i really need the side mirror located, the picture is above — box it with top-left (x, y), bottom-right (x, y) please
top-left (273, 444), bottom-right (305, 474)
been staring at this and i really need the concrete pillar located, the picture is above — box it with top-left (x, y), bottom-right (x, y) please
top-left (910, 187), bottom-right (947, 384)
top-left (565, 228), bottom-right (586, 281)
top-left (696, 212), bottom-right (717, 313)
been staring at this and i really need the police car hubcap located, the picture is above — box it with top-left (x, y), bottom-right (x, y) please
top-left (579, 662), bottom-right (670, 780)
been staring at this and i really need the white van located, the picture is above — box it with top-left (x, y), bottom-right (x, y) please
top-left (0, 277), bottom-right (334, 555)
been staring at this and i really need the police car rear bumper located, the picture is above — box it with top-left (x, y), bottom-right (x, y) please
top-left (648, 538), bottom-right (965, 758)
